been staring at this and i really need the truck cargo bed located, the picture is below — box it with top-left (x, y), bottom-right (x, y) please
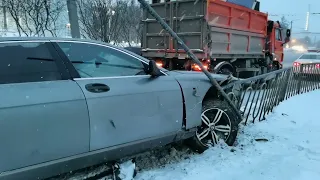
top-left (142, 0), bottom-right (268, 60)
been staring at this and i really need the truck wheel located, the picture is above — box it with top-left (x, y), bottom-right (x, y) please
top-left (272, 62), bottom-right (280, 70)
top-left (265, 56), bottom-right (272, 67)
top-left (187, 99), bottom-right (239, 153)
top-left (218, 68), bottom-right (233, 75)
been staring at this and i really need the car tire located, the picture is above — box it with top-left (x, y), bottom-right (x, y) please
top-left (187, 99), bottom-right (240, 153)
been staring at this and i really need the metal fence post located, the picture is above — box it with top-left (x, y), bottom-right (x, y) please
top-left (279, 68), bottom-right (291, 102)
top-left (67, 0), bottom-right (81, 38)
top-left (297, 64), bottom-right (303, 94)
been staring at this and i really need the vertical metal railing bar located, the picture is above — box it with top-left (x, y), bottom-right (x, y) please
top-left (273, 72), bottom-right (284, 107)
top-left (297, 64), bottom-right (303, 94)
top-left (266, 75), bottom-right (280, 114)
top-left (277, 71), bottom-right (288, 104)
top-left (286, 68), bottom-right (295, 99)
top-left (252, 82), bottom-right (267, 123)
top-left (258, 82), bottom-right (270, 121)
top-left (248, 82), bottom-right (260, 123)
top-left (270, 73), bottom-right (283, 112)
top-left (261, 78), bottom-right (276, 121)
top-left (280, 69), bottom-right (291, 102)
top-left (245, 82), bottom-right (261, 124)
top-left (243, 84), bottom-right (254, 125)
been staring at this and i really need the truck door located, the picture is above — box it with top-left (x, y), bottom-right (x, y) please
top-left (274, 28), bottom-right (284, 66)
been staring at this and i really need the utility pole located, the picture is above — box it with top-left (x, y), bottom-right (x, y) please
top-left (290, 19), bottom-right (300, 32)
top-left (67, 0), bottom-right (80, 38)
top-left (1, 0), bottom-right (7, 30)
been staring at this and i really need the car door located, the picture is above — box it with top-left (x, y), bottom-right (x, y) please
top-left (0, 41), bottom-right (90, 172)
top-left (53, 41), bottom-right (183, 151)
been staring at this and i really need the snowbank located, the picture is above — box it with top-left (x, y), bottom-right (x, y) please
top-left (134, 90), bottom-right (320, 180)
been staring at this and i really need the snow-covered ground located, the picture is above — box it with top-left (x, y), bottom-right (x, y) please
top-left (116, 90), bottom-right (320, 180)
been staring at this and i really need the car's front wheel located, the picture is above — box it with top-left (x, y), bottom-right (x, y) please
top-left (188, 99), bottom-right (240, 153)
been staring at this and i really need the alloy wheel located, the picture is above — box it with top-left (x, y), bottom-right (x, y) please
top-left (196, 108), bottom-right (232, 147)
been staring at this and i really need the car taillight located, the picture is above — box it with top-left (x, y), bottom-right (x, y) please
top-left (316, 64), bottom-right (320, 68)
top-left (293, 62), bottom-right (300, 66)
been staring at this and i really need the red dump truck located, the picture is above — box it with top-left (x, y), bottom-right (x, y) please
top-left (141, 0), bottom-right (291, 77)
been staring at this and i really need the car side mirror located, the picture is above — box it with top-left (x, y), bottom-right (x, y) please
top-left (282, 29), bottom-right (291, 45)
top-left (286, 29), bottom-right (291, 38)
top-left (145, 60), bottom-right (162, 77)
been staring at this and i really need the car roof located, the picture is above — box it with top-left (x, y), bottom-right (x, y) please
top-left (0, 37), bottom-right (147, 58)
top-left (0, 37), bottom-right (106, 44)
top-left (0, 37), bottom-right (170, 72)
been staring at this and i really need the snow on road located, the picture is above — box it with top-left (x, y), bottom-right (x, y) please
top-left (132, 90), bottom-right (320, 180)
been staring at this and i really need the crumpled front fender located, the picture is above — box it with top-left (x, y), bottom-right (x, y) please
top-left (171, 72), bottom-right (236, 129)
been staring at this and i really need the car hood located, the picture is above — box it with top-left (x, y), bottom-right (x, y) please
top-left (167, 70), bottom-right (239, 82)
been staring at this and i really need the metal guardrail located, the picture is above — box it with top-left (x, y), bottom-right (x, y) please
top-left (136, 0), bottom-right (318, 127)
top-left (223, 63), bottom-right (320, 125)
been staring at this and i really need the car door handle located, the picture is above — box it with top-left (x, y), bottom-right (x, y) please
top-left (85, 83), bottom-right (110, 93)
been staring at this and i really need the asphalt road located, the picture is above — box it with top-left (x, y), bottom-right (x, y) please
top-left (283, 50), bottom-right (303, 68)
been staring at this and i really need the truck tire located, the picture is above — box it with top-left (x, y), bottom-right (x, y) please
top-left (187, 99), bottom-right (239, 153)
top-left (218, 68), bottom-right (233, 75)
top-left (265, 56), bottom-right (272, 67)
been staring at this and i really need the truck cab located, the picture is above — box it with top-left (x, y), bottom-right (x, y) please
top-left (267, 21), bottom-right (291, 69)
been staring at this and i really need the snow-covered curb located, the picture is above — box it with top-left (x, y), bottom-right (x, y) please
top-left (129, 90), bottom-right (320, 180)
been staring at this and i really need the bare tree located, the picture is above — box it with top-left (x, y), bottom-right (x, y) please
top-left (78, 0), bottom-right (142, 45)
top-left (4, 0), bottom-right (65, 37)
top-left (114, 0), bottom-right (143, 46)
top-left (77, 0), bottom-right (114, 42)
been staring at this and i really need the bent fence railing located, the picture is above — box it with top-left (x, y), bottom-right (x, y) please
top-left (222, 63), bottom-right (320, 125)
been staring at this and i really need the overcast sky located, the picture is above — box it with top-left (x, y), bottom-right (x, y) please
top-left (259, 0), bottom-right (320, 39)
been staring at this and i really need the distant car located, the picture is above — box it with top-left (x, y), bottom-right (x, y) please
top-left (0, 37), bottom-right (240, 180)
top-left (293, 52), bottom-right (320, 76)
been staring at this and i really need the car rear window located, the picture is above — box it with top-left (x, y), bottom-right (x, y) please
top-left (299, 54), bottom-right (320, 60)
